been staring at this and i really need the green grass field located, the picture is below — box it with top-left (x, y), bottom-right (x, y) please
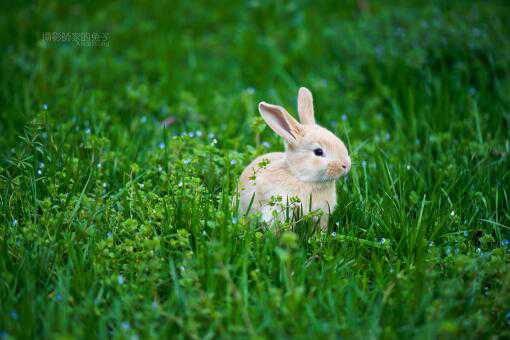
top-left (1, 1), bottom-right (510, 338)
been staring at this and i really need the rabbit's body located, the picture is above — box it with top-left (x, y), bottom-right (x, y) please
top-left (239, 152), bottom-right (336, 223)
top-left (238, 87), bottom-right (350, 229)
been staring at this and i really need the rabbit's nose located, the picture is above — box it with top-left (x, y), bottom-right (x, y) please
top-left (341, 158), bottom-right (351, 173)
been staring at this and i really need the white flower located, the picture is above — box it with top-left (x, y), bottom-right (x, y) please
top-left (178, 181), bottom-right (183, 187)
top-left (85, 128), bottom-right (91, 134)
top-left (42, 103), bottom-right (48, 110)
top-left (39, 162), bottom-right (45, 168)
top-left (331, 232), bottom-right (337, 238)
top-left (379, 238), bottom-right (386, 245)
top-left (37, 169), bottom-right (42, 175)
top-left (97, 163), bottom-right (102, 169)
top-left (183, 159), bottom-right (191, 165)
top-left (103, 182), bottom-right (107, 188)
top-left (196, 130), bottom-right (202, 137)
top-left (450, 210), bottom-right (455, 217)
top-left (211, 138), bottom-right (218, 145)
top-left (12, 219), bottom-right (18, 226)
top-left (406, 165), bottom-right (411, 170)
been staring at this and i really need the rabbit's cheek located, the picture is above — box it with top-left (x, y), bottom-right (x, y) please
top-left (326, 161), bottom-right (342, 178)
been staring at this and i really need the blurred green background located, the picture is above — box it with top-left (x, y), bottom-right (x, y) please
top-left (1, 1), bottom-right (509, 338)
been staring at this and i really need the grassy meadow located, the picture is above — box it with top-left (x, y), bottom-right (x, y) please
top-left (1, 1), bottom-right (510, 338)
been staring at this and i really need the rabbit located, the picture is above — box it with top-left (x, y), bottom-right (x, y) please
top-left (238, 87), bottom-right (351, 229)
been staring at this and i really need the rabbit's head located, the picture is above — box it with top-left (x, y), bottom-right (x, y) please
top-left (258, 87), bottom-right (351, 182)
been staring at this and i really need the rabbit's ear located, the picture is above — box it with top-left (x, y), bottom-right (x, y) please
top-left (297, 87), bottom-right (315, 125)
top-left (259, 102), bottom-right (302, 144)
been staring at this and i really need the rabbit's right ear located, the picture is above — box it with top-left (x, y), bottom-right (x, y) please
top-left (258, 102), bottom-right (302, 144)
top-left (297, 87), bottom-right (315, 125)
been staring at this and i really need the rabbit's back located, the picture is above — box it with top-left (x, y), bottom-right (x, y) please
top-left (238, 152), bottom-right (336, 223)
top-left (238, 152), bottom-right (287, 213)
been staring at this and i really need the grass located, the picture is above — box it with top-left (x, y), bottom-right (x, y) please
top-left (1, 0), bottom-right (510, 338)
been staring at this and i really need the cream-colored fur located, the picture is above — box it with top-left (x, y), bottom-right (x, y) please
top-left (238, 87), bottom-right (351, 229)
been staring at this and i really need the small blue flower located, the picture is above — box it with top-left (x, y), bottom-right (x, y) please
top-left (361, 160), bottom-right (367, 169)
top-left (262, 141), bottom-right (271, 148)
top-left (385, 133), bottom-right (390, 141)
top-left (56, 293), bottom-right (63, 301)
top-left (230, 159), bottom-right (237, 165)
top-left (152, 300), bottom-right (158, 310)
top-left (42, 103), bottom-right (48, 110)
top-left (428, 241), bottom-right (434, 247)
top-left (107, 231), bottom-right (113, 238)
top-left (331, 232), bottom-right (337, 238)
top-left (506, 310), bottom-right (510, 325)
top-left (183, 159), bottom-right (191, 165)
top-left (10, 310), bottom-right (18, 320)
top-left (117, 275), bottom-right (124, 285)
top-left (85, 127), bottom-right (91, 134)
top-left (463, 230), bottom-right (468, 237)
top-left (188, 132), bottom-right (194, 138)
top-left (12, 219), bottom-right (18, 226)
top-left (341, 114), bottom-right (347, 122)
top-left (208, 132), bottom-right (215, 139)
top-left (502, 239), bottom-right (509, 247)
top-left (158, 142), bottom-right (165, 149)
top-left (121, 321), bottom-right (130, 330)
top-left (379, 238), bottom-right (386, 245)
top-left (140, 116), bottom-right (147, 123)
top-left (445, 246), bottom-right (451, 256)
top-left (231, 217), bottom-right (238, 224)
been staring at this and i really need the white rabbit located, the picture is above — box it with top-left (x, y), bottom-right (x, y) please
top-left (238, 87), bottom-right (351, 229)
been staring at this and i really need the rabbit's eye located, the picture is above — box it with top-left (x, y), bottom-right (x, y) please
top-left (313, 148), bottom-right (324, 157)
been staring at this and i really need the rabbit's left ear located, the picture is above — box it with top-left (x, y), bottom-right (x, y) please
top-left (297, 87), bottom-right (315, 125)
